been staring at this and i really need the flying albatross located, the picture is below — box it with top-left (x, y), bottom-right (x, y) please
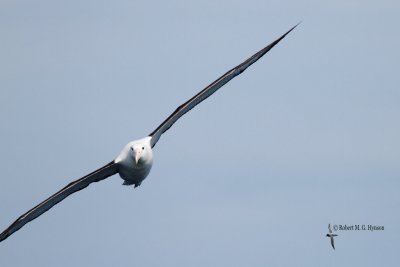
top-left (326, 224), bottom-right (338, 250)
top-left (0, 24), bottom-right (298, 242)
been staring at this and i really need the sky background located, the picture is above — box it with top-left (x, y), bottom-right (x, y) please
top-left (0, 0), bottom-right (399, 266)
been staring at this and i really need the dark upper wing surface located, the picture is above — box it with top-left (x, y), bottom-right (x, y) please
top-left (0, 161), bottom-right (118, 242)
top-left (149, 24), bottom-right (299, 147)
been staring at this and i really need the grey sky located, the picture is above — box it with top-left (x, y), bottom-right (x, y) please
top-left (0, 0), bottom-right (399, 266)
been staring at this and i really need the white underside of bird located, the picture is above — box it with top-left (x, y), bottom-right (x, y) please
top-left (115, 137), bottom-right (153, 187)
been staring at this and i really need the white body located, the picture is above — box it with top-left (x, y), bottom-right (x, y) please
top-left (115, 137), bottom-right (153, 187)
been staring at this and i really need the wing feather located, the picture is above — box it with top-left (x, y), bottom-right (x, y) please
top-left (0, 161), bottom-right (118, 242)
top-left (149, 24), bottom-right (299, 147)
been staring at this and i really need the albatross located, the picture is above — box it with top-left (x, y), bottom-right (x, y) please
top-left (326, 224), bottom-right (338, 250)
top-left (0, 24), bottom-right (298, 242)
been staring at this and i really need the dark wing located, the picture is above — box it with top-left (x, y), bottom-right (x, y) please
top-left (330, 236), bottom-right (335, 250)
top-left (149, 23), bottom-right (299, 148)
top-left (0, 161), bottom-right (118, 243)
top-left (328, 224), bottom-right (332, 233)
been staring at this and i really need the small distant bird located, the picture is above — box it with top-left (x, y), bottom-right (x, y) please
top-left (326, 224), bottom-right (338, 250)
top-left (0, 24), bottom-right (299, 243)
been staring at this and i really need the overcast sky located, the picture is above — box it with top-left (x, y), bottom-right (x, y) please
top-left (0, 0), bottom-right (399, 266)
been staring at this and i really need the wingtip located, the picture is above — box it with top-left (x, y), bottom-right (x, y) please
top-left (0, 230), bottom-right (10, 243)
top-left (270, 22), bottom-right (301, 46)
top-left (284, 21), bottom-right (301, 36)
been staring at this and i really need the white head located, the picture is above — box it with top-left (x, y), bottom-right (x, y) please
top-left (129, 139), bottom-right (152, 165)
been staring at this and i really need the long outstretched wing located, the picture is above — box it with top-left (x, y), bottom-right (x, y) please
top-left (0, 161), bottom-right (118, 242)
top-left (149, 24), bottom-right (299, 147)
top-left (330, 237), bottom-right (335, 250)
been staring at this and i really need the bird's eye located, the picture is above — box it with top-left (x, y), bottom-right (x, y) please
top-left (142, 147), bottom-right (145, 150)
top-left (130, 147), bottom-right (134, 151)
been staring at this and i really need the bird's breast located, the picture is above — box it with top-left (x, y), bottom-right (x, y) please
top-left (117, 156), bottom-right (153, 183)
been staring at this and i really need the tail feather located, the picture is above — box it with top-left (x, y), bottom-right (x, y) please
top-left (122, 180), bottom-right (141, 187)
top-left (122, 181), bottom-right (135, 186)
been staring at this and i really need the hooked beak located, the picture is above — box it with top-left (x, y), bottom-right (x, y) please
top-left (134, 148), bottom-right (141, 164)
